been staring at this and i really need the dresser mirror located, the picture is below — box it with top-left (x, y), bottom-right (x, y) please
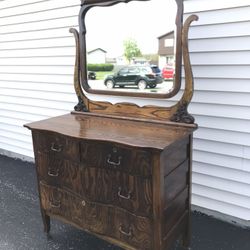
top-left (85, 0), bottom-right (177, 96)
top-left (77, 0), bottom-right (184, 99)
top-left (70, 0), bottom-right (198, 123)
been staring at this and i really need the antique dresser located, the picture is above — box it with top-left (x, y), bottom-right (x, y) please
top-left (24, 1), bottom-right (198, 249)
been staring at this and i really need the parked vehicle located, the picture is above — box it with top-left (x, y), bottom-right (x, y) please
top-left (162, 65), bottom-right (174, 80)
top-left (88, 71), bottom-right (96, 80)
top-left (150, 64), bottom-right (161, 76)
top-left (104, 65), bottom-right (163, 90)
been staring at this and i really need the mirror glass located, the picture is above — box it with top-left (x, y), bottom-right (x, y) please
top-left (85, 0), bottom-right (177, 95)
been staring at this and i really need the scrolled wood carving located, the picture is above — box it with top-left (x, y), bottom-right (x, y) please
top-left (170, 102), bottom-right (195, 124)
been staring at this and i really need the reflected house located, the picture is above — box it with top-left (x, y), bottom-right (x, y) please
top-left (115, 56), bottom-right (126, 65)
top-left (87, 48), bottom-right (107, 64)
top-left (106, 57), bottom-right (116, 64)
top-left (158, 31), bottom-right (175, 69)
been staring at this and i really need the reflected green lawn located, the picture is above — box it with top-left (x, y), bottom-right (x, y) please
top-left (95, 71), bottom-right (113, 80)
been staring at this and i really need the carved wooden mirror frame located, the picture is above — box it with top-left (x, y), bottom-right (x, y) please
top-left (70, 0), bottom-right (198, 124)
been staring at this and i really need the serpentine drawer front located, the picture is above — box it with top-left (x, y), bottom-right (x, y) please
top-left (25, 113), bottom-right (196, 250)
top-left (40, 182), bottom-right (152, 250)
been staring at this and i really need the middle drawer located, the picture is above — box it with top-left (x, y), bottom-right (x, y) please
top-left (37, 154), bottom-right (152, 217)
top-left (36, 153), bottom-right (82, 195)
top-left (81, 166), bottom-right (153, 217)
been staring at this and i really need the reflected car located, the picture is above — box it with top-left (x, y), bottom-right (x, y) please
top-left (104, 65), bottom-right (163, 90)
top-left (88, 71), bottom-right (96, 80)
top-left (162, 66), bottom-right (174, 80)
top-left (150, 64), bottom-right (161, 76)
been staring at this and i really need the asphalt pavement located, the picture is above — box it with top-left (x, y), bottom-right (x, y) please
top-left (0, 154), bottom-right (249, 250)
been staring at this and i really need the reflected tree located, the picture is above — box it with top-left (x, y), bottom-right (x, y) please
top-left (123, 38), bottom-right (142, 63)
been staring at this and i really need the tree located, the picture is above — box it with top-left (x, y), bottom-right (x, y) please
top-left (123, 38), bottom-right (142, 63)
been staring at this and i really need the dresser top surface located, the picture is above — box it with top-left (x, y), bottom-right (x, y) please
top-left (25, 113), bottom-right (196, 150)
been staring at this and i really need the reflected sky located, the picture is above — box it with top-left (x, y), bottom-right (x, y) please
top-left (85, 0), bottom-right (176, 57)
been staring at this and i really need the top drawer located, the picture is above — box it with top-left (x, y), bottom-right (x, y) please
top-left (80, 140), bottom-right (152, 177)
top-left (32, 131), bottom-right (80, 162)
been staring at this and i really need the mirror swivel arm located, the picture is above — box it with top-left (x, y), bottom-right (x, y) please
top-left (170, 14), bottom-right (199, 124)
top-left (70, 28), bottom-right (89, 112)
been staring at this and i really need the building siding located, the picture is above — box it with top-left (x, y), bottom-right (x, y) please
top-left (0, 0), bottom-right (78, 158)
top-left (185, 0), bottom-right (250, 222)
top-left (0, 0), bottom-right (249, 223)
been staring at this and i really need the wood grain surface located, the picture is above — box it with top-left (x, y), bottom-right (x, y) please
top-left (25, 113), bottom-right (196, 150)
top-left (27, 112), bottom-right (195, 250)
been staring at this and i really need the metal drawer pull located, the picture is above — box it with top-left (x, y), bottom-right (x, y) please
top-left (118, 187), bottom-right (131, 200)
top-left (48, 169), bottom-right (59, 177)
top-left (49, 200), bottom-right (61, 208)
top-left (107, 155), bottom-right (122, 166)
top-left (119, 225), bottom-right (132, 237)
top-left (50, 143), bottom-right (62, 152)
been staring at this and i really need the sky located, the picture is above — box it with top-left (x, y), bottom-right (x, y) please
top-left (85, 0), bottom-right (176, 57)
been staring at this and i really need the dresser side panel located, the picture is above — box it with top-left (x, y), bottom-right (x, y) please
top-left (160, 135), bottom-right (192, 248)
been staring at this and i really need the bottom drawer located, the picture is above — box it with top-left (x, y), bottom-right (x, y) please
top-left (112, 208), bottom-right (152, 250)
top-left (40, 182), bottom-right (109, 234)
top-left (40, 182), bottom-right (152, 249)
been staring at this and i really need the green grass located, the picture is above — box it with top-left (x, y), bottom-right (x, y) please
top-left (95, 71), bottom-right (113, 80)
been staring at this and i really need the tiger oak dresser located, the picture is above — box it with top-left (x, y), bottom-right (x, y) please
top-left (25, 113), bottom-right (196, 250)
top-left (24, 1), bottom-right (198, 249)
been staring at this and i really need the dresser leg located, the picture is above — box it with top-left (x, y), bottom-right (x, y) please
top-left (182, 215), bottom-right (191, 250)
top-left (41, 210), bottom-right (51, 233)
top-left (182, 238), bottom-right (191, 249)
top-left (182, 227), bottom-right (191, 250)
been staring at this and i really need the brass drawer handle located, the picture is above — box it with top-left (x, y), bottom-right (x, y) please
top-left (107, 154), bottom-right (122, 166)
top-left (50, 143), bottom-right (62, 152)
top-left (118, 187), bottom-right (131, 200)
top-left (119, 225), bottom-right (132, 237)
top-left (49, 200), bottom-right (61, 208)
top-left (47, 169), bottom-right (59, 177)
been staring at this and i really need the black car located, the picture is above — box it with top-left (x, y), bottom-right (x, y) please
top-left (88, 71), bottom-right (96, 80)
top-left (104, 65), bottom-right (163, 90)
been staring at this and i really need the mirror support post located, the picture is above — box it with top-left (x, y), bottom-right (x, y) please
top-left (170, 14), bottom-right (199, 124)
top-left (79, 5), bottom-right (90, 91)
top-left (70, 28), bottom-right (89, 112)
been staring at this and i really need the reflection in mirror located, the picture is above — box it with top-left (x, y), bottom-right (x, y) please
top-left (85, 0), bottom-right (177, 95)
